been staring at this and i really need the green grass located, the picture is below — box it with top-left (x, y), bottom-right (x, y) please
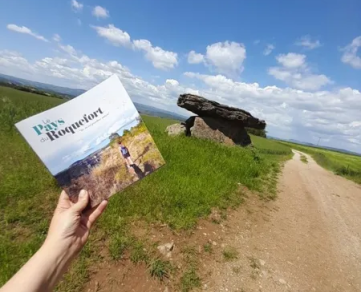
top-left (203, 242), bottom-right (213, 253)
top-left (222, 246), bottom-right (239, 261)
top-left (300, 154), bottom-right (308, 164)
top-left (282, 141), bottom-right (361, 184)
top-left (0, 86), bottom-right (292, 290)
top-left (147, 259), bottom-right (172, 281)
top-left (180, 268), bottom-right (201, 292)
top-left (251, 136), bottom-right (291, 155)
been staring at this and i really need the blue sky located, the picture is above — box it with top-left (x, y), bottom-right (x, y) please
top-left (1, 0), bottom-right (361, 152)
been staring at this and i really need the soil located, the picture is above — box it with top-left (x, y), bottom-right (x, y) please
top-left (84, 150), bottom-right (361, 292)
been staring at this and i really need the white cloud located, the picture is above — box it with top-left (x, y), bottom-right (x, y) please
top-left (263, 44), bottom-right (275, 56)
top-left (276, 53), bottom-right (306, 69)
top-left (59, 44), bottom-right (78, 56)
top-left (71, 0), bottom-right (83, 11)
top-left (53, 34), bottom-right (61, 42)
top-left (188, 41), bottom-right (247, 77)
top-left (349, 121), bottom-right (361, 128)
top-left (92, 6), bottom-right (109, 19)
top-left (92, 25), bottom-right (131, 47)
top-left (205, 41), bottom-right (246, 77)
top-left (1, 42), bottom-right (361, 152)
top-left (165, 79), bottom-right (179, 86)
top-left (7, 24), bottom-right (48, 42)
top-left (92, 24), bottom-right (178, 70)
top-left (295, 35), bottom-right (321, 50)
top-left (188, 50), bottom-right (204, 64)
top-left (133, 39), bottom-right (178, 70)
top-left (268, 53), bottom-right (331, 91)
top-left (341, 36), bottom-right (361, 69)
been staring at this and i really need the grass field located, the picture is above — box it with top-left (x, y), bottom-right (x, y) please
top-left (0, 86), bottom-right (293, 290)
top-left (281, 142), bottom-right (361, 184)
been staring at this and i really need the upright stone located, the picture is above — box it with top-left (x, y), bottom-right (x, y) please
top-left (188, 117), bottom-right (252, 146)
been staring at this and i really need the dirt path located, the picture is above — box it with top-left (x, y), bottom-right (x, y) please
top-left (205, 150), bottom-right (361, 292)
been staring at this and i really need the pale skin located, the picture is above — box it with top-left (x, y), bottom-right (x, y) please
top-left (0, 190), bottom-right (107, 292)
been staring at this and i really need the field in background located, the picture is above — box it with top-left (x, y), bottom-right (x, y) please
top-left (0, 86), bottom-right (290, 290)
top-left (281, 141), bottom-right (361, 184)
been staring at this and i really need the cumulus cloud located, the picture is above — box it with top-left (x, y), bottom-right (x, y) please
top-left (71, 0), bottom-right (83, 11)
top-left (187, 50), bottom-right (204, 64)
top-left (263, 44), bottom-right (275, 56)
top-left (276, 53), bottom-right (306, 68)
top-left (1, 42), bottom-right (360, 151)
top-left (133, 39), bottom-right (178, 70)
top-left (295, 35), bottom-right (321, 50)
top-left (92, 25), bottom-right (131, 47)
top-left (92, 24), bottom-right (178, 70)
top-left (92, 6), bottom-right (109, 18)
top-left (7, 24), bottom-right (48, 42)
top-left (187, 41), bottom-right (246, 77)
top-left (341, 36), bottom-right (361, 69)
top-left (205, 41), bottom-right (246, 77)
top-left (268, 53), bottom-right (331, 91)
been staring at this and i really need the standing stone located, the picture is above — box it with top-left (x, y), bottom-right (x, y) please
top-left (189, 117), bottom-right (251, 146)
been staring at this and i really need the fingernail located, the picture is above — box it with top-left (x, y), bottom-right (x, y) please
top-left (79, 190), bottom-right (87, 199)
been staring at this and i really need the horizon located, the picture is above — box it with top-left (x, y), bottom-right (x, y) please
top-left (0, 0), bottom-right (360, 152)
top-left (2, 72), bottom-right (361, 156)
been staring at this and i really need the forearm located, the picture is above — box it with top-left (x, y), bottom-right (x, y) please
top-left (1, 242), bottom-right (74, 292)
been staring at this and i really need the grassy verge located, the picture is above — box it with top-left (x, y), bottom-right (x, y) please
top-left (281, 141), bottom-right (361, 184)
top-left (300, 154), bottom-right (308, 164)
top-left (0, 86), bottom-right (292, 290)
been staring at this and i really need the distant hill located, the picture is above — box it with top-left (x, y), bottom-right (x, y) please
top-left (134, 102), bottom-right (187, 121)
top-left (273, 137), bottom-right (361, 157)
top-left (0, 73), bottom-right (85, 98)
top-left (0, 73), bottom-right (188, 121)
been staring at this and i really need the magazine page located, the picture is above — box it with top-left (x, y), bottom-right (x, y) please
top-left (15, 75), bottom-right (165, 207)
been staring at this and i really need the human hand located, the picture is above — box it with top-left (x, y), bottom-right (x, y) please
top-left (45, 190), bottom-right (108, 258)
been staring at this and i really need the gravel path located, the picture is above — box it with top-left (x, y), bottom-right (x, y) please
top-left (205, 150), bottom-right (361, 292)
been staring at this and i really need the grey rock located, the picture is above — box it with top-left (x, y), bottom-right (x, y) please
top-left (165, 123), bottom-right (186, 136)
top-left (157, 242), bottom-right (174, 258)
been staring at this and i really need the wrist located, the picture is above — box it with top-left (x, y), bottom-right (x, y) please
top-left (41, 239), bottom-right (77, 266)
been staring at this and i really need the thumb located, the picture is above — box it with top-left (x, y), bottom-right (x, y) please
top-left (72, 190), bottom-right (89, 213)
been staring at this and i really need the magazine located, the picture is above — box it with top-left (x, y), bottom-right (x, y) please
top-left (15, 75), bottom-right (165, 207)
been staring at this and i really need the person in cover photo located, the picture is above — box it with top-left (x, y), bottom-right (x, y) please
top-left (118, 140), bottom-right (134, 168)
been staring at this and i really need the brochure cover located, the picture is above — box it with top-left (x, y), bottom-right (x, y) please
top-left (15, 75), bottom-right (165, 207)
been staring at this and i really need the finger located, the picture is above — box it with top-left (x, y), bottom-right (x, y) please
top-left (85, 200), bottom-right (108, 229)
top-left (58, 190), bottom-right (70, 203)
top-left (56, 190), bottom-right (71, 209)
top-left (72, 190), bottom-right (89, 213)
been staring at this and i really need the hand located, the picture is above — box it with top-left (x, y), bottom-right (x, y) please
top-left (45, 190), bottom-right (108, 257)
